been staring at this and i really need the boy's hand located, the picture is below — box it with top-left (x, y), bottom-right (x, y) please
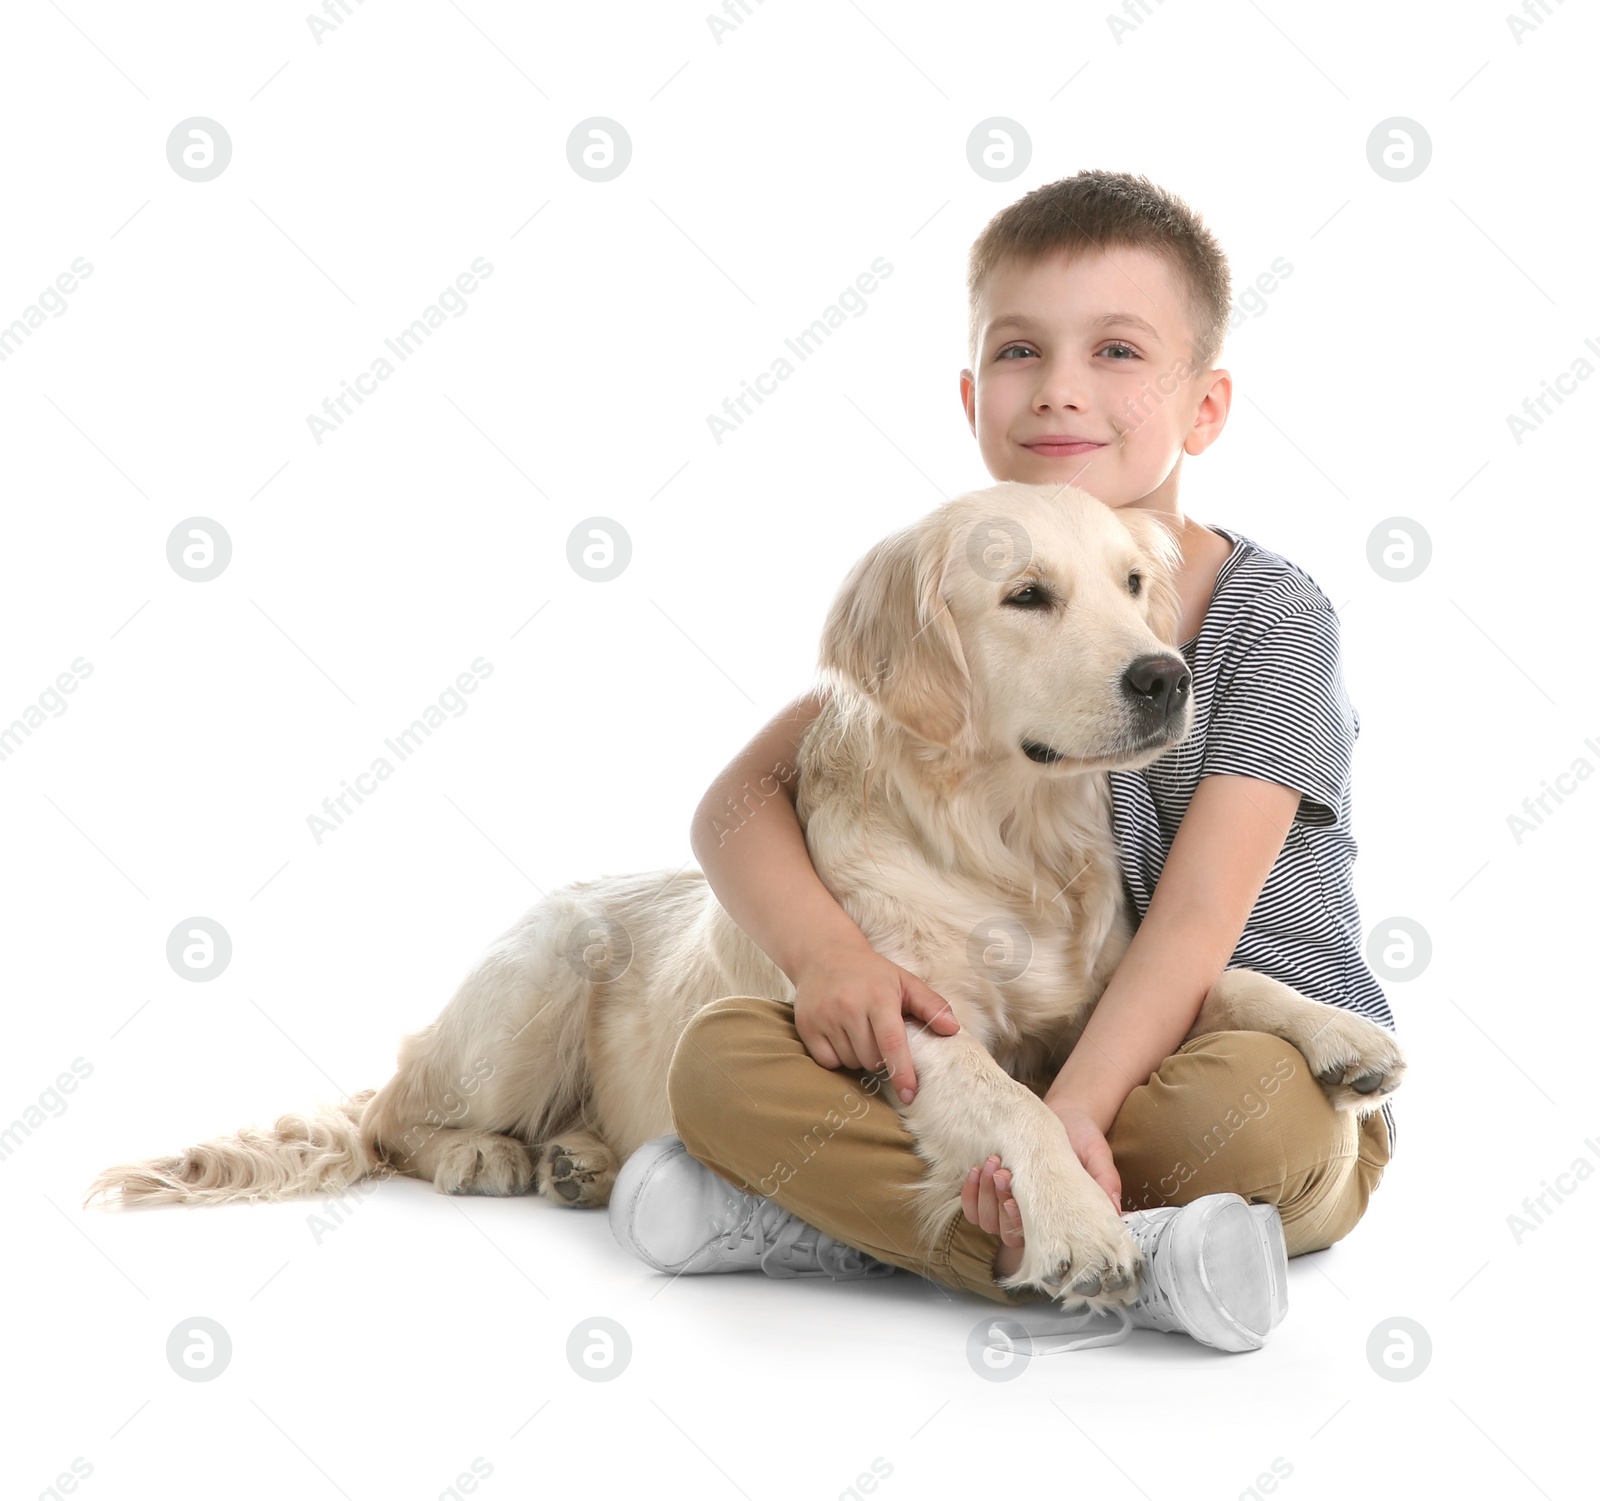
top-left (961, 1108), bottom-right (1123, 1268)
top-left (1046, 1102), bottom-right (1123, 1212)
top-left (791, 941), bottom-right (959, 1104)
top-left (963, 1157), bottom-right (1026, 1259)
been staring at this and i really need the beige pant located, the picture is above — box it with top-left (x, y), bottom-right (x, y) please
top-left (666, 995), bottom-right (1392, 1305)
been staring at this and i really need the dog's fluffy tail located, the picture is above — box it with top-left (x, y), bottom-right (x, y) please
top-left (83, 1089), bottom-right (380, 1208)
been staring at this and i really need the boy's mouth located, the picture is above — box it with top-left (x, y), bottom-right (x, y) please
top-left (1024, 438), bottom-right (1104, 457)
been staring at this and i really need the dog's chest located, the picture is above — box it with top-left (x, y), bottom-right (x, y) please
top-left (794, 708), bottom-right (1129, 1032)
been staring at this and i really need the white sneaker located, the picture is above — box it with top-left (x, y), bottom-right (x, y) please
top-left (608, 1133), bottom-right (898, 1281)
top-left (1000, 1195), bottom-right (1287, 1357)
top-left (1120, 1193), bottom-right (1285, 1352)
top-left (1247, 1201), bottom-right (1290, 1329)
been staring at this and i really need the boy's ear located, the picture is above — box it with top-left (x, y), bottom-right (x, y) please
top-left (1115, 508), bottom-right (1184, 648)
top-left (818, 516), bottom-right (971, 746)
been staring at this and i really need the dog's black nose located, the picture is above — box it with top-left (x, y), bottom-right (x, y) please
top-left (1121, 653), bottom-right (1191, 726)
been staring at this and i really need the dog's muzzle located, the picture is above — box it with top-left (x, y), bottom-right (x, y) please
top-left (1020, 653), bottom-right (1193, 767)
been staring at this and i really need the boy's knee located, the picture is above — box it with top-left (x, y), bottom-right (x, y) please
top-left (1183, 1029), bottom-right (1328, 1127)
top-left (666, 994), bottom-right (784, 1140)
top-left (1183, 1030), bottom-right (1381, 1237)
top-left (1125, 1030), bottom-right (1344, 1193)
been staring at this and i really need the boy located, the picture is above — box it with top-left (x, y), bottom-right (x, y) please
top-left (608, 170), bottom-right (1396, 1351)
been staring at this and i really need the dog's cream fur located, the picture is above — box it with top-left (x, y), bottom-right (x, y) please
top-left (88, 481), bottom-right (1405, 1309)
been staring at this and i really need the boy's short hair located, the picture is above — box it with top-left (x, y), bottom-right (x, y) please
top-left (966, 169), bottom-right (1232, 378)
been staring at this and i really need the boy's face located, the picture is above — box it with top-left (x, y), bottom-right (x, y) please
top-left (960, 247), bottom-right (1230, 514)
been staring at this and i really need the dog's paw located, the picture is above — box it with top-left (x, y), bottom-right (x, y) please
top-left (999, 1183), bottom-right (1140, 1314)
top-left (535, 1136), bottom-right (619, 1207)
top-left (1298, 1008), bottom-right (1407, 1114)
top-left (432, 1134), bottom-right (535, 1196)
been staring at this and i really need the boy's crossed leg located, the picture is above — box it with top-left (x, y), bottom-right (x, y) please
top-left (666, 995), bottom-right (1390, 1307)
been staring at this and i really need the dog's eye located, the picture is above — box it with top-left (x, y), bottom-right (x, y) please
top-left (1127, 572), bottom-right (1143, 596)
top-left (1004, 585), bottom-right (1050, 610)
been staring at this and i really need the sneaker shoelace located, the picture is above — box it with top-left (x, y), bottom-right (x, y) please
top-left (1004, 1302), bottom-right (1133, 1356)
top-left (1119, 1211), bottom-right (1184, 1334)
top-left (714, 1192), bottom-right (881, 1279)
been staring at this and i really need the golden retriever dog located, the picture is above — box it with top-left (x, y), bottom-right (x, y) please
top-left (88, 481), bottom-right (1405, 1310)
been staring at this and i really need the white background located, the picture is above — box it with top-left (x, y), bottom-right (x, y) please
top-left (1, 1), bottom-right (1594, 1497)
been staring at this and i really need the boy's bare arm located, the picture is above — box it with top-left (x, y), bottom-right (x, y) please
top-left (688, 688), bottom-right (856, 982)
top-left (689, 688), bottom-right (959, 1102)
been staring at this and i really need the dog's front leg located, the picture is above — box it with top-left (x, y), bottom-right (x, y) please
top-left (1189, 968), bottom-right (1407, 1115)
top-left (895, 1025), bottom-right (1139, 1309)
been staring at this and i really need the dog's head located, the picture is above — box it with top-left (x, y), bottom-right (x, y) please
top-left (818, 481), bottom-right (1193, 773)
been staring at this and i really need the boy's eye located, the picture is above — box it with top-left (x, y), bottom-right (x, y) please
top-left (996, 341), bottom-right (1139, 360)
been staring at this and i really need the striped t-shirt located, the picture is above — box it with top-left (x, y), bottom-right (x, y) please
top-left (1108, 523), bottom-right (1399, 1158)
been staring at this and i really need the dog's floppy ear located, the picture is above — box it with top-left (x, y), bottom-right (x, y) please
top-left (1114, 507), bottom-right (1184, 649)
top-left (818, 514), bottom-right (971, 746)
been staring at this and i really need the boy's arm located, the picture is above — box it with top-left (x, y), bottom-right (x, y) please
top-left (688, 687), bottom-right (858, 982)
top-left (1041, 773), bottom-right (1302, 1197)
top-left (689, 688), bottom-right (959, 1102)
